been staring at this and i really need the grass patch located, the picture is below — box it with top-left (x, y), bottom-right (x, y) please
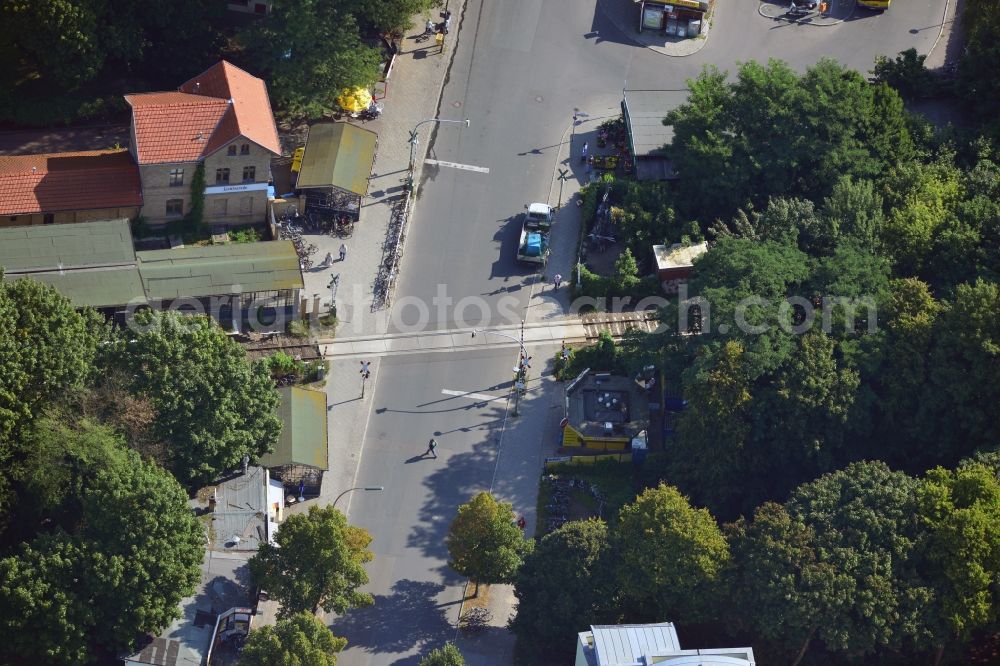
top-left (228, 225), bottom-right (262, 244)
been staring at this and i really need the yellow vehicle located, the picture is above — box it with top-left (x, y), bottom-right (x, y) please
top-left (858, 0), bottom-right (890, 10)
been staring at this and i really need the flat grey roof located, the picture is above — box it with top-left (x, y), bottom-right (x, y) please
top-left (622, 90), bottom-right (689, 157)
top-left (0, 218), bottom-right (135, 272)
top-left (592, 623), bottom-right (681, 665)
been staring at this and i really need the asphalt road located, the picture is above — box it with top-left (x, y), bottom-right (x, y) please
top-left (332, 345), bottom-right (546, 665)
top-left (336, 0), bottom-right (947, 663)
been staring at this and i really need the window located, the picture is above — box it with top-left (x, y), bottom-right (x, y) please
top-left (166, 199), bottom-right (183, 217)
top-left (213, 198), bottom-right (228, 216)
top-left (242, 166), bottom-right (256, 183)
top-left (227, 145), bottom-right (237, 156)
top-left (169, 168), bottom-right (184, 187)
top-left (215, 168), bottom-right (230, 184)
top-left (240, 144), bottom-right (250, 155)
top-left (43, 213), bottom-right (54, 225)
top-left (240, 196), bottom-right (254, 215)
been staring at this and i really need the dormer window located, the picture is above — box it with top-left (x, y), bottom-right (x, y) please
top-left (227, 145), bottom-right (237, 156)
top-left (240, 144), bottom-right (250, 155)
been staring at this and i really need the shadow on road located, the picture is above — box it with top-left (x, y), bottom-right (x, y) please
top-left (332, 579), bottom-right (455, 656)
top-left (407, 423), bottom-right (506, 559)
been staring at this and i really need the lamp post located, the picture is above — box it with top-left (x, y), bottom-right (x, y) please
top-left (332, 486), bottom-right (384, 511)
top-left (471, 321), bottom-right (529, 416)
top-left (408, 117), bottom-right (470, 187)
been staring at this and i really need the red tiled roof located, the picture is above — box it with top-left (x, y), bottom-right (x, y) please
top-left (125, 61), bottom-right (281, 165)
top-left (0, 150), bottom-right (142, 216)
top-left (180, 61), bottom-right (281, 156)
top-left (125, 92), bottom-right (229, 164)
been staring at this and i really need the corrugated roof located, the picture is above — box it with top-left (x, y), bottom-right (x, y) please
top-left (8, 268), bottom-right (146, 308)
top-left (0, 219), bottom-right (136, 272)
top-left (591, 623), bottom-right (680, 665)
top-left (137, 240), bottom-right (303, 300)
top-left (260, 386), bottom-right (328, 470)
top-left (623, 90), bottom-right (688, 158)
top-left (0, 150), bottom-right (142, 215)
top-left (296, 122), bottom-right (377, 195)
top-left (126, 61), bottom-right (280, 165)
top-left (213, 466), bottom-right (268, 551)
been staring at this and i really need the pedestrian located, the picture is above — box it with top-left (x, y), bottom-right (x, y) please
top-left (339, 243), bottom-right (347, 261)
top-left (443, 14), bottom-right (452, 32)
top-left (426, 438), bottom-right (438, 458)
top-left (323, 251), bottom-right (334, 267)
top-left (553, 273), bottom-right (563, 290)
top-left (580, 142), bottom-right (588, 163)
top-left (425, 18), bottom-right (435, 34)
top-left (517, 515), bottom-right (526, 530)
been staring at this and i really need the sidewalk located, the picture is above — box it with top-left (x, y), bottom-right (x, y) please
top-left (296, 5), bottom-right (465, 513)
top-left (454, 352), bottom-right (565, 665)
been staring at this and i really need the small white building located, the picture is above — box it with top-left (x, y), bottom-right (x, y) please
top-left (653, 241), bottom-right (708, 293)
top-left (575, 623), bottom-right (755, 666)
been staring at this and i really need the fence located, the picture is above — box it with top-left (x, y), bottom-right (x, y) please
top-left (544, 452), bottom-right (632, 468)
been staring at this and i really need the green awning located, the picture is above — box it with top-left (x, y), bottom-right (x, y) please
top-left (8, 269), bottom-right (145, 308)
top-left (296, 122), bottom-right (377, 195)
top-left (260, 386), bottom-right (329, 470)
top-left (0, 219), bottom-right (135, 272)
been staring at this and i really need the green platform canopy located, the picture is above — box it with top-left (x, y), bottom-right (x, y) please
top-left (260, 386), bottom-right (329, 470)
top-left (296, 122), bottom-right (377, 195)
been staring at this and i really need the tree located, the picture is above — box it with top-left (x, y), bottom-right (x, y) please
top-left (0, 276), bottom-right (102, 527)
top-left (446, 492), bottom-right (533, 594)
top-left (671, 341), bottom-right (754, 517)
top-left (822, 176), bottom-right (885, 250)
top-left (927, 280), bottom-right (1000, 462)
top-left (728, 502), bottom-right (849, 666)
top-left (613, 247), bottom-right (640, 294)
top-left (510, 520), bottom-right (614, 659)
top-left (418, 642), bottom-right (467, 666)
top-left (238, 0), bottom-right (383, 118)
top-left (240, 612), bottom-right (347, 666)
top-left (249, 506), bottom-right (374, 617)
top-left (361, 0), bottom-right (441, 31)
top-left (0, 276), bottom-right (101, 442)
top-left (105, 311), bottom-right (281, 485)
top-left (871, 48), bottom-right (936, 101)
top-left (614, 484), bottom-right (729, 623)
top-left (0, 421), bottom-right (204, 662)
top-left (782, 461), bottom-right (930, 656)
top-left (917, 464), bottom-right (1000, 663)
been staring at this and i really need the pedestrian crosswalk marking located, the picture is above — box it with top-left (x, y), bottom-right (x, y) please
top-left (424, 159), bottom-right (490, 173)
top-left (441, 389), bottom-right (507, 403)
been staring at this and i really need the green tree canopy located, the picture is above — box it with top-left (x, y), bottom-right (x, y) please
top-left (249, 506), bottom-right (374, 617)
top-left (418, 642), bottom-right (467, 666)
top-left (728, 502), bottom-right (849, 666)
top-left (510, 519), bottom-right (614, 660)
top-left (446, 492), bottom-right (532, 592)
top-left (783, 461), bottom-right (930, 656)
top-left (240, 612), bottom-right (347, 666)
top-left (614, 484), bottom-right (729, 623)
top-left (104, 311), bottom-right (281, 485)
top-left (917, 464), bottom-right (1000, 655)
top-left (238, 0), bottom-right (383, 119)
top-left (0, 420), bottom-right (204, 662)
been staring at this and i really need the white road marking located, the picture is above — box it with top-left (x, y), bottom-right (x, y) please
top-left (424, 158), bottom-right (490, 173)
top-left (441, 389), bottom-right (507, 403)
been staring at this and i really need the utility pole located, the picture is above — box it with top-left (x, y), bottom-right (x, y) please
top-left (407, 118), bottom-right (470, 189)
top-left (360, 360), bottom-right (371, 398)
top-left (471, 321), bottom-right (529, 416)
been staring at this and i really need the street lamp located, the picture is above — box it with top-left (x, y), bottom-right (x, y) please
top-left (471, 322), bottom-right (530, 416)
top-left (408, 117), bottom-right (470, 186)
top-left (332, 486), bottom-right (384, 510)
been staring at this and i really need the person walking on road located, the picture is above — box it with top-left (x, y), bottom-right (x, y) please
top-left (426, 438), bottom-right (438, 458)
top-left (553, 273), bottom-right (563, 290)
top-left (339, 243), bottom-right (347, 262)
top-left (580, 142), bottom-right (588, 163)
